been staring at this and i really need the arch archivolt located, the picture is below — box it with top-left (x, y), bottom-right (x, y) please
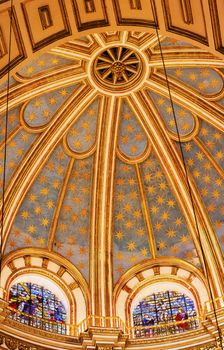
top-left (113, 258), bottom-right (210, 326)
top-left (1, 248), bottom-right (90, 325)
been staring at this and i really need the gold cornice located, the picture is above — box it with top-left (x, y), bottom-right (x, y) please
top-left (148, 55), bottom-right (224, 69)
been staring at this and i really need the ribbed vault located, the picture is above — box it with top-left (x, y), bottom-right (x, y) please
top-left (0, 31), bottom-right (224, 317)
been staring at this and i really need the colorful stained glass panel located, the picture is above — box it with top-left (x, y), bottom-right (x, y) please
top-left (8, 282), bottom-right (66, 334)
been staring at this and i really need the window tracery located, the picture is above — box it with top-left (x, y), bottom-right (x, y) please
top-left (133, 290), bottom-right (198, 337)
top-left (8, 282), bottom-right (66, 334)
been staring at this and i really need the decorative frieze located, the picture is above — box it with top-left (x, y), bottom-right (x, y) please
top-left (0, 332), bottom-right (45, 350)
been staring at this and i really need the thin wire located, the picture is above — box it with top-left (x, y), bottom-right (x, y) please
top-left (0, 0), bottom-right (14, 294)
top-left (154, 26), bottom-right (223, 349)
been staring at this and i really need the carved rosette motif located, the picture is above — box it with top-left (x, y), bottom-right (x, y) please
top-left (91, 45), bottom-right (146, 94)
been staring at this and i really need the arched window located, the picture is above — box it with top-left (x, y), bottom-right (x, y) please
top-left (133, 290), bottom-right (198, 337)
top-left (8, 282), bottom-right (66, 334)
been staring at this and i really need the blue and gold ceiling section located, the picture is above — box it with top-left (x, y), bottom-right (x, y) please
top-left (0, 76), bottom-right (18, 93)
top-left (140, 152), bottom-right (200, 266)
top-left (162, 67), bottom-right (223, 97)
top-left (117, 100), bottom-right (149, 162)
top-left (148, 91), bottom-right (198, 140)
top-left (154, 37), bottom-right (196, 50)
top-left (53, 156), bottom-right (94, 282)
top-left (16, 53), bottom-right (78, 79)
top-left (4, 144), bottom-right (69, 254)
top-left (197, 120), bottom-right (224, 170)
top-left (112, 96), bottom-right (202, 283)
top-left (22, 83), bottom-right (79, 129)
top-left (179, 131), bottom-right (224, 253)
top-left (64, 97), bottom-right (100, 156)
top-left (216, 97), bottom-right (224, 108)
top-left (0, 128), bottom-right (38, 197)
top-left (113, 158), bottom-right (151, 284)
top-left (0, 106), bottom-right (21, 144)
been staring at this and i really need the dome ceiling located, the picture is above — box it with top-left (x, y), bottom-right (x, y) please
top-left (0, 31), bottom-right (223, 285)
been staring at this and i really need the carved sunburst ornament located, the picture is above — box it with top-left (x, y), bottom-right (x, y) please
top-left (92, 46), bottom-right (145, 93)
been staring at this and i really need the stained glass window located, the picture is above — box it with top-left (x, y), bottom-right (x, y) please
top-left (133, 290), bottom-right (198, 337)
top-left (8, 282), bottom-right (66, 334)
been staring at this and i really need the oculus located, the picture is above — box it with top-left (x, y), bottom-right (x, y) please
top-left (92, 46), bottom-right (145, 93)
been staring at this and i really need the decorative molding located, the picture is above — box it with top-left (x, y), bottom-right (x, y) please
top-left (0, 332), bottom-right (46, 350)
top-left (84, 0), bottom-right (96, 13)
top-left (161, 0), bottom-right (208, 45)
top-left (24, 255), bottom-right (31, 267)
top-left (0, 26), bottom-right (7, 58)
top-left (21, 0), bottom-right (71, 52)
top-left (180, 0), bottom-right (193, 24)
top-left (208, 0), bottom-right (224, 54)
top-left (57, 266), bottom-right (66, 277)
top-left (71, 0), bottom-right (109, 31)
top-left (1, 248), bottom-right (90, 309)
top-left (129, 0), bottom-right (142, 10)
top-left (38, 5), bottom-right (53, 30)
top-left (113, 0), bottom-right (157, 27)
top-left (0, 6), bottom-right (26, 78)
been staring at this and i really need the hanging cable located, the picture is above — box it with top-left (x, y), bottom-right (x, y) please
top-left (0, 0), bottom-right (14, 297)
top-left (154, 23), bottom-right (223, 350)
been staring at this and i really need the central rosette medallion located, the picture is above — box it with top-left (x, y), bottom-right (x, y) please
top-left (91, 45), bottom-right (147, 94)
